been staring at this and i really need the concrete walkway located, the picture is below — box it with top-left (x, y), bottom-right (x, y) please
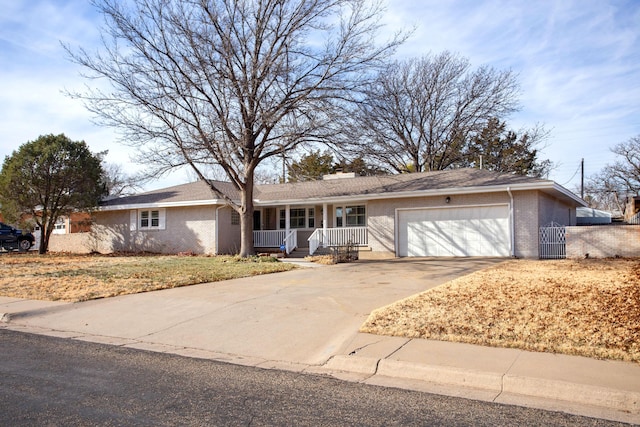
top-left (1, 258), bottom-right (638, 424)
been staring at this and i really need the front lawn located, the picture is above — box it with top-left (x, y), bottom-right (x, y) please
top-left (0, 253), bottom-right (295, 302)
top-left (361, 258), bottom-right (640, 363)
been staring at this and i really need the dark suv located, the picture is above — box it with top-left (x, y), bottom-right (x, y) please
top-left (0, 222), bottom-right (35, 252)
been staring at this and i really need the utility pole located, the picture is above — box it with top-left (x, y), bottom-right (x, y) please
top-left (581, 158), bottom-right (584, 199)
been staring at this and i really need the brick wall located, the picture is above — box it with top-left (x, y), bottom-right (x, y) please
top-left (513, 190), bottom-right (539, 258)
top-left (566, 225), bottom-right (640, 258)
top-left (48, 207), bottom-right (219, 255)
top-left (48, 233), bottom-right (93, 253)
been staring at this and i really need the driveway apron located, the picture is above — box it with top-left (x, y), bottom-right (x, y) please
top-left (10, 258), bottom-right (504, 365)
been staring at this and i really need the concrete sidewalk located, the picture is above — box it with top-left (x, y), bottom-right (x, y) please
top-left (1, 258), bottom-right (639, 424)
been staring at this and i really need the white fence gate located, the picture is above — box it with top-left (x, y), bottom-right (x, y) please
top-left (539, 222), bottom-right (566, 259)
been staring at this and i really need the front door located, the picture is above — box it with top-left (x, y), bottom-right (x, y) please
top-left (253, 210), bottom-right (261, 231)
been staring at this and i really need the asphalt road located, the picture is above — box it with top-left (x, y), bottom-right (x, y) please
top-left (0, 330), bottom-right (627, 426)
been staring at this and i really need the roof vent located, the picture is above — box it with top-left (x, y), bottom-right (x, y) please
top-left (322, 172), bottom-right (357, 180)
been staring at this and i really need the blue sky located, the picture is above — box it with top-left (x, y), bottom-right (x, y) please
top-left (1, 0), bottom-right (638, 192)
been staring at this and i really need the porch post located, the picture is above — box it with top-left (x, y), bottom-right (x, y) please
top-left (322, 203), bottom-right (328, 248)
top-left (285, 205), bottom-right (290, 237)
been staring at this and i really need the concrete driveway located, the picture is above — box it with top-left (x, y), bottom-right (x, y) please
top-left (5, 258), bottom-right (504, 366)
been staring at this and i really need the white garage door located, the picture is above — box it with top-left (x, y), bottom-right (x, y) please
top-left (397, 205), bottom-right (511, 257)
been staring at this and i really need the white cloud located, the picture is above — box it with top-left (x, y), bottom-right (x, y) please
top-left (382, 0), bottom-right (640, 187)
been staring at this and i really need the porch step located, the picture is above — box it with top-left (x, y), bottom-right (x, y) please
top-left (288, 248), bottom-right (313, 258)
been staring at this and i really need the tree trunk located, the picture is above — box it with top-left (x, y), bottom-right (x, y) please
top-left (39, 228), bottom-right (52, 255)
top-left (238, 177), bottom-right (255, 257)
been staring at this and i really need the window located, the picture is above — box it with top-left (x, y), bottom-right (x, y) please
top-left (346, 205), bottom-right (366, 226)
top-left (138, 209), bottom-right (165, 230)
top-left (335, 205), bottom-right (366, 227)
top-left (231, 211), bottom-right (240, 225)
top-left (308, 208), bottom-right (315, 228)
top-left (53, 222), bottom-right (66, 235)
top-left (279, 207), bottom-right (316, 229)
top-left (290, 208), bottom-right (306, 228)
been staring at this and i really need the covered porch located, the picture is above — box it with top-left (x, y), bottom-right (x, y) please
top-left (252, 203), bottom-right (368, 255)
top-left (253, 226), bottom-right (368, 255)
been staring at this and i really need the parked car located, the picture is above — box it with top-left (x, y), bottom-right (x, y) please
top-left (0, 222), bottom-right (35, 252)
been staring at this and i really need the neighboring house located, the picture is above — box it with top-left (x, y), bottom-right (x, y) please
top-left (23, 212), bottom-right (93, 235)
top-left (626, 196), bottom-right (640, 224)
top-left (576, 207), bottom-right (612, 225)
top-left (92, 168), bottom-right (586, 258)
top-left (51, 213), bottom-right (93, 234)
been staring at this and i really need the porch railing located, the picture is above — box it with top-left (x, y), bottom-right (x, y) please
top-left (308, 227), bottom-right (368, 255)
top-left (309, 229), bottom-right (322, 256)
top-left (283, 230), bottom-right (297, 255)
top-left (253, 230), bottom-right (285, 248)
top-left (253, 230), bottom-right (297, 255)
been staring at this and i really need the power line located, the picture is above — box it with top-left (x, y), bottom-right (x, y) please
top-left (559, 162), bottom-right (582, 186)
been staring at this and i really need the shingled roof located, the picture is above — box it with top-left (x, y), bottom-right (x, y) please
top-left (100, 168), bottom-right (584, 210)
top-left (100, 180), bottom-right (238, 208)
top-left (254, 168), bottom-right (553, 203)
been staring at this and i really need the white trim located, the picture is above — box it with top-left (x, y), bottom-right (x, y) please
top-left (129, 210), bottom-right (137, 231)
top-left (137, 208), bottom-right (166, 230)
top-left (507, 187), bottom-right (515, 257)
top-left (322, 203), bottom-right (328, 248)
top-left (101, 199), bottom-right (224, 212)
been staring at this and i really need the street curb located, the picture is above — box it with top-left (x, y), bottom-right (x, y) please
top-left (323, 356), bottom-right (639, 418)
top-left (324, 355), bottom-right (379, 375)
top-left (377, 359), bottom-right (503, 392)
top-left (503, 375), bottom-right (640, 415)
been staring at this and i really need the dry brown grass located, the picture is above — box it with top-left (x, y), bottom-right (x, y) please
top-left (361, 258), bottom-right (640, 363)
top-left (305, 255), bottom-right (337, 265)
top-left (0, 253), bottom-right (294, 302)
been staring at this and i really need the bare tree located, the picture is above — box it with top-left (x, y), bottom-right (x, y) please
top-left (345, 52), bottom-right (520, 173)
top-left (67, 0), bottom-right (404, 256)
top-left (605, 136), bottom-right (640, 195)
top-left (102, 162), bottom-right (142, 198)
top-left (583, 171), bottom-right (627, 214)
top-left (585, 135), bottom-right (640, 214)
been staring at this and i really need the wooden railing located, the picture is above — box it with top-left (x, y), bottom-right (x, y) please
top-left (253, 230), bottom-right (285, 248)
top-left (253, 230), bottom-right (297, 254)
top-left (308, 227), bottom-right (368, 255)
top-left (283, 230), bottom-right (297, 255)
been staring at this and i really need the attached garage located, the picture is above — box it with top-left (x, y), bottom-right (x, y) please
top-left (396, 204), bottom-right (511, 257)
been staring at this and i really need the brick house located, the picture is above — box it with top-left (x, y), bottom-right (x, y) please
top-left (87, 169), bottom-right (586, 258)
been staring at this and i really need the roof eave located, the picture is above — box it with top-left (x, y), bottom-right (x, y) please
top-left (98, 181), bottom-right (587, 210)
top-left (98, 199), bottom-right (226, 211)
top-left (255, 182), bottom-right (587, 206)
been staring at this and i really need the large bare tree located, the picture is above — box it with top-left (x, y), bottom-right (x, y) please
top-left (346, 52), bottom-right (520, 173)
top-left (585, 135), bottom-right (640, 214)
top-left (67, 0), bottom-right (403, 256)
